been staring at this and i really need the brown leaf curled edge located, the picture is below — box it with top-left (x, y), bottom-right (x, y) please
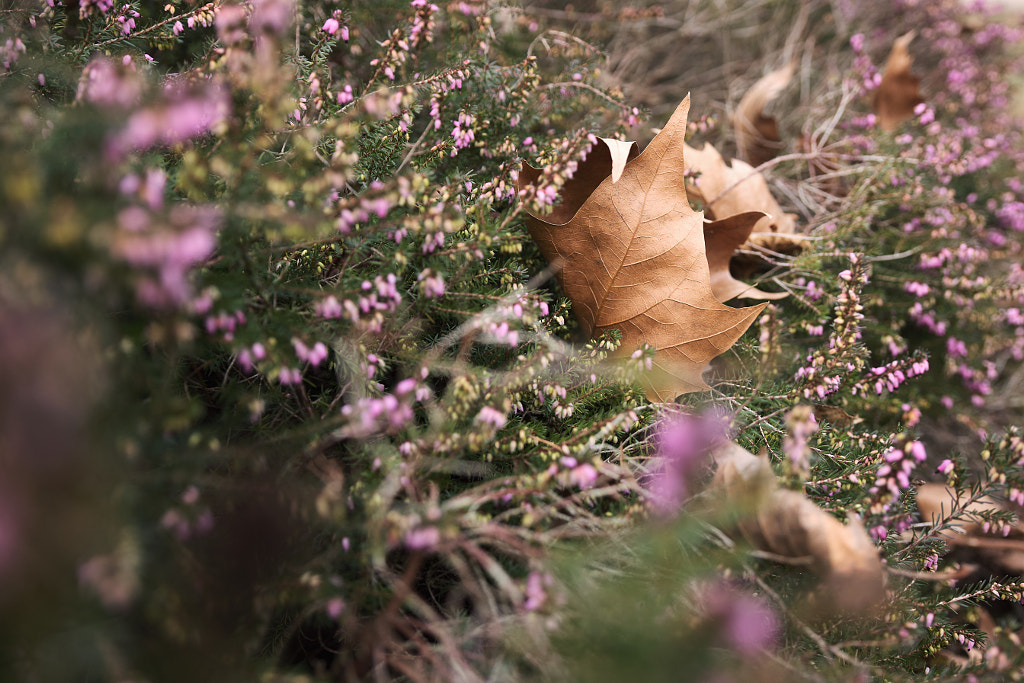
top-left (684, 140), bottom-right (797, 235)
top-left (712, 441), bottom-right (886, 614)
top-left (518, 97), bottom-right (767, 401)
top-left (733, 61), bottom-right (795, 168)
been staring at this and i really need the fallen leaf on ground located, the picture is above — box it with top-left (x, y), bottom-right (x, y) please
top-left (872, 31), bottom-right (924, 132)
top-left (711, 440), bottom-right (885, 614)
top-left (518, 97), bottom-right (767, 401)
top-left (733, 62), bottom-right (795, 168)
top-left (684, 141), bottom-right (798, 235)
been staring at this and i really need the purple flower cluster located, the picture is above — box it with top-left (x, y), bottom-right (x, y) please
top-left (795, 255), bottom-right (868, 400)
top-left (873, 439), bottom-right (927, 499)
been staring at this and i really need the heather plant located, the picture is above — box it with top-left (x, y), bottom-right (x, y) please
top-left (7, 0), bottom-right (1024, 681)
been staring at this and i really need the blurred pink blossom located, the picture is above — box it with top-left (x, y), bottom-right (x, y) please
top-left (701, 581), bottom-right (780, 656)
top-left (405, 526), bottom-right (440, 550)
top-left (77, 56), bottom-right (144, 108)
top-left (647, 412), bottom-right (726, 516)
top-left (475, 405), bottom-right (507, 429)
top-left (250, 0), bottom-right (293, 36)
top-left (109, 83), bottom-right (230, 157)
top-left (112, 204), bottom-right (221, 307)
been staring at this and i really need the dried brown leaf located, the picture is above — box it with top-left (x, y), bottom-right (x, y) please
top-left (917, 482), bottom-right (1024, 575)
top-left (733, 62), bottom-right (795, 168)
top-left (684, 141), bottom-right (797, 235)
top-left (872, 31), bottom-right (924, 132)
top-left (518, 97), bottom-right (767, 401)
top-left (810, 403), bottom-right (862, 428)
top-left (704, 214), bottom-right (788, 302)
top-left (711, 441), bottom-right (885, 614)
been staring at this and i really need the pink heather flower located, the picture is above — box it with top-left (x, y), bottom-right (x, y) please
top-left (523, 571), bottom-right (549, 611)
top-left (278, 367), bottom-right (302, 385)
top-left (326, 597), bottom-right (345, 620)
top-left (340, 25), bottom-right (349, 41)
top-left (404, 526), bottom-right (440, 550)
top-left (783, 407), bottom-right (817, 475)
top-left (316, 295), bottom-right (343, 319)
top-left (160, 508), bottom-right (191, 540)
top-left (1011, 488), bottom-right (1024, 506)
top-left (419, 272), bottom-right (445, 298)
top-left (78, 553), bottom-right (138, 609)
top-left (109, 84), bottom-right (230, 157)
top-left (2, 37), bottom-right (27, 70)
top-left (486, 321), bottom-right (518, 346)
top-left (648, 413), bottom-right (725, 516)
top-left (905, 281), bottom-right (930, 297)
top-left (475, 406), bottom-right (507, 429)
top-left (292, 338), bottom-right (328, 367)
top-left (910, 441), bottom-right (927, 462)
top-left (215, 4), bottom-right (248, 44)
top-left (172, 20), bottom-right (184, 35)
top-left (112, 205), bottom-right (221, 308)
top-left (308, 342), bottom-right (328, 366)
top-left (250, 0), bottom-right (294, 36)
top-left (337, 84), bottom-right (353, 105)
top-left (181, 486), bottom-right (200, 505)
top-left (322, 17), bottom-right (340, 34)
top-left (568, 463), bottom-right (599, 489)
top-left (77, 56), bottom-right (144, 108)
top-left (702, 582), bottom-right (780, 656)
top-left (946, 337), bottom-right (968, 358)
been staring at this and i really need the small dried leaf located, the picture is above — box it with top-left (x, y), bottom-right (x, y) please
top-left (711, 441), bottom-right (885, 614)
top-left (811, 403), bottom-right (863, 428)
top-left (684, 141), bottom-right (797, 235)
top-left (872, 31), bottom-right (924, 132)
top-left (733, 62), bottom-right (795, 168)
top-left (519, 97), bottom-right (767, 401)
